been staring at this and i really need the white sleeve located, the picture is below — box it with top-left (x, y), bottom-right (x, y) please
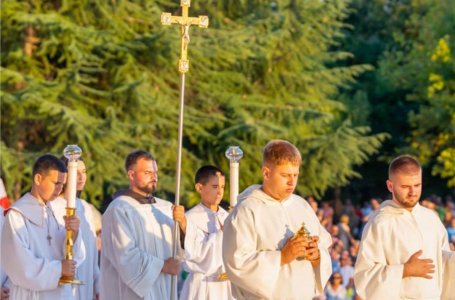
top-left (354, 221), bottom-right (404, 300)
top-left (313, 216), bottom-right (333, 294)
top-left (102, 205), bottom-right (164, 298)
top-left (183, 220), bottom-right (223, 274)
top-left (222, 206), bottom-right (281, 298)
top-left (1, 211), bottom-right (61, 291)
top-left (441, 224), bottom-right (455, 300)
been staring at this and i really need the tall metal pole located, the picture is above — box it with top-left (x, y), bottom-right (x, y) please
top-left (160, 2), bottom-right (209, 299)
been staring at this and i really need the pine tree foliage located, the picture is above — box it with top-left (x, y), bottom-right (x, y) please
top-left (375, 0), bottom-right (455, 187)
top-left (1, 0), bottom-right (385, 208)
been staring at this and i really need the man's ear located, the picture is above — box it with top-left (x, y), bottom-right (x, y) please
top-left (34, 173), bottom-right (42, 186)
top-left (262, 166), bottom-right (270, 180)
top-left (127, 169), bottom-right (135, 181)
top-left (195, 183), bottom-right (202, 193)
top-left (386, 179), bottom-right (393, 193)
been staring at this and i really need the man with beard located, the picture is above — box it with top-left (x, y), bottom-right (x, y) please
top-left (354, 155), bottom-right (455, 300)
top-left (100, 150), bottom-right (190, 300)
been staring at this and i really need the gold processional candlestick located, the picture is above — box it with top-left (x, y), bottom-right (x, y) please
top-left (161, 1), bottom-right (209, 299)
top-left (59, 144), bottom-right (84, 285)
top-left (295, 222), bottom-right (311, 261)
top-left (225, 146), bottom-right (244, 211)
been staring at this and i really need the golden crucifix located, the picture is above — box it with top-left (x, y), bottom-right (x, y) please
top-left (161, 2), bottom-right (209, 299)
top-left (161, 0), bottom-right (209, 73)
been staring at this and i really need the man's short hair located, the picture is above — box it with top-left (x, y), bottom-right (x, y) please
top-left (388, 155), bottom-right (421, 178)
top-left (195, 165), bottom-right (224, 185)
top-left (125, 150), bottom-right (155, 172)
top-left (32, 154), bottom-right (67, 176)
top-left (263, 139), bottom-right (302, 166)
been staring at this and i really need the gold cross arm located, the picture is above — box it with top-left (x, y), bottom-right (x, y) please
top-left (161, 0), bottom-right (209, 73)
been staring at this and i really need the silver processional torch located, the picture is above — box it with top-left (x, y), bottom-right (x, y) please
top-left (59, 144), bottom-right (84, 285)
top-left (225, 146), bottom-right (243, 210)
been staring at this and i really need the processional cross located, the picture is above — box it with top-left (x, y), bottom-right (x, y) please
top-left (160, 1), bottom-right (208, 299)
top-left (161, 0), bottom-right (209, 73)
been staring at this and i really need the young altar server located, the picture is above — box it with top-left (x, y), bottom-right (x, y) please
top-left (1, 154), bottom-right (85, 299)
top-left (354, 155), bottom-right (455, 300)
top-left (222, 139), bottom-right (332, 300)
top-left (50, 157), bottom-right (100, 300)
top-left (180, 165), bottom-right (235, 300)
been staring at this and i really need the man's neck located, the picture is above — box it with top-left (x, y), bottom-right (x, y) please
top-left (30, 188), bottom-right (46, 205)
top-left (260, 185), bottom-right (284, 202)
top-left (202, 202), bottom-right (218, 212)
top-left (114, 189), bottom-right (155, 205)
top-left (130, 187), bottom-right (149, 198)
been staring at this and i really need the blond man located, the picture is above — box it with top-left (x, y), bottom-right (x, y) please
top-left (222, 140), bottom-right (332, 300)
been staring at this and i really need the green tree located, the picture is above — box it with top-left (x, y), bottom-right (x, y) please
top-left (377, 0), bottom-right (455, 187)
top-left (340, 0), bottom-right (455, 198)
top-left (1, 0), bottom-right (385, 208)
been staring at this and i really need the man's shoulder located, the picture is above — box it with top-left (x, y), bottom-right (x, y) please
top-left (186, 203), bottom-right (204, 216)
top-left (366, 208), bottom-right (402, 233)
top-left (154, 197), bottom-right (173, 207)
top-left (105, 195), bottom-right (138, 214)
top-left (9, 193), bottom-right (43, 225)
top-left (418, 205), bottom-right (440, 219)
top-left (289, 194), bottom-right (311, 206)
top-left (236, 196), bottom-right (264, 212)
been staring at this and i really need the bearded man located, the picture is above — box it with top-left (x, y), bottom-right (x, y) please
top-left (100, 150), bottom-right (190, 300)
top-left (354, 155), bottom-right (455, 300)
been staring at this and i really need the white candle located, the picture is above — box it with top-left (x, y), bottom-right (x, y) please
top-left (230, 161), bottom-right (239, 207)
top-left (65, 160), bottom-right (77, 208)
top-left (225, 146), bottom-right (243, 209)
top-left (63, 144), bottom-right (82, 209)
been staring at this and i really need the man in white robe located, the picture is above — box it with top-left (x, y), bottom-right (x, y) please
top-left (50, 158), bottom-right (100, 300)
top-left (354, 155), bottom-right (455, 300)
top-left (180, 166), bottom-right (235, 300)
top-left (1, 154), bottom-right (85, 300)
top-left (222, 140), bottom-right (332, 300)
top-left (100, 150), bottom-right (192, 300)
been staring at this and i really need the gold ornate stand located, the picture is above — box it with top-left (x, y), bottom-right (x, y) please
top-left (59, 207), bottom-right (84, 285)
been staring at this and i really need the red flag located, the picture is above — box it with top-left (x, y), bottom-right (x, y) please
top-left (0, 178), bottom-right (11, 210)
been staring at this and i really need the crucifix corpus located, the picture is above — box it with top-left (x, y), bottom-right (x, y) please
top-left (160, 1), bottom-right (209, 299)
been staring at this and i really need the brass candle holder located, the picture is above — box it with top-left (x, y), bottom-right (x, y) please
top-left (58, 207), bottom-right (83, 285)
top-left (59, 144), bottom-right (84, 286)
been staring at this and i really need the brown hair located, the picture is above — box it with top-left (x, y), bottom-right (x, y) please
top-left (195, 165), bottom-right (225, 185)
top-left (125, 150), bottom-right (155, 172)
top-left (388, 155), bottom-right (421, 178)
top-left (263, 139), bottom-right (301, 166)
top-left (33, 154), bottom-right (67, 176)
